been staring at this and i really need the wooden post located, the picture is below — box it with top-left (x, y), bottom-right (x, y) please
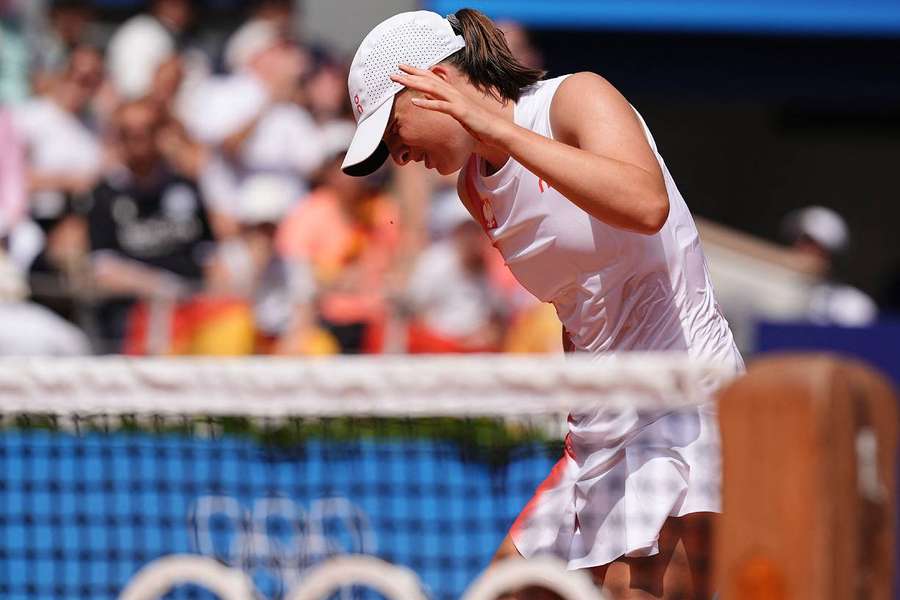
top-left (716, 354), bottom-right (897, 600)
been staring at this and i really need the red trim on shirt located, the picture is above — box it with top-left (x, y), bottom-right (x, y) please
top-left (464, 155), bottom-right (498, 231)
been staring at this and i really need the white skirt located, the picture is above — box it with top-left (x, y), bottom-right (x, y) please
top-left (510, 401), bottom-right (722, 570)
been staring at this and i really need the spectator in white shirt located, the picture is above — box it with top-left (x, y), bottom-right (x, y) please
top-left (182, 19), bottom-right (322, 233)
top-left (7, 68), bottom-right (96, 312)
top-left (205, 173), bottom-right (315, 344)
top-left (0, 109), bottom-right (91, 355)
top-left (405, 202), bottom-right (507, 353)
top-left (11, 44), bottom-right (103, 232)
top-left (782, 205), bottom-right (878, 326)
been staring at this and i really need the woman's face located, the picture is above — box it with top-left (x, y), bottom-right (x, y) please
top-left (382, 82), bottom-right (474, 175)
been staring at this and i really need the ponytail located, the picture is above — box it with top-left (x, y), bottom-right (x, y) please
top-left (443, 8), bottom-right (545, 103)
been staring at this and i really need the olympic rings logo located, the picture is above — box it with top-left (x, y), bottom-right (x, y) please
top-left (189, 495), bottom-right (376, 598)
top-left (121, 554), bottom-right (605, 600)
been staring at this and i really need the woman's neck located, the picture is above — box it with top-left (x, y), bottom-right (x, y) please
top-left (470, 91), bottom-right (515, 175)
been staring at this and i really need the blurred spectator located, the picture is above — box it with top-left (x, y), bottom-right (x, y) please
top-left (0, 0), bottom-right (31, 104)
top-left (302, 51), bottom-right (352, 126)
top-left (276, 139), bottom-right (400, 354)
top-left (10, 44), bottom-right (102, 231)
top-left (248, 0), bottom-right (295, 30)
top-left (224, 0), bottom-right (296, 69)
top-left (7, 43), bottom-right (103, 300)
top-left (87, 99), bottom-right (215, 351)
top-left (205, 173), bottom-right (321, 353)
top-left (183, 19), bottom-right (321, 235)
top-left (31, 0), bottom-right (97, 95)
top-left (427, 171), bottom-right (468, 240)
top-left (106, 0), bottom-right (192, 100)
top-left (782, 205), bottom-right (877, 326)
top-left (404, 203), bottom-right (506, 353)
top-left (0, 111), bottom-right (91, 355)
top-left (147, 55), bottom-right (207, 180)
top-left (503, 302), bottom-right (565, 353)
top-left (0, 109), bottom-right (26, 239)
top-left (0, 249), bottom-right (91, 355)
top-left (496, 20), bottom-right (543, 70)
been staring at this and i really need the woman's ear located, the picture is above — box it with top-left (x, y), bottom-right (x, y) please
top-left (430, 64), bottom-right (454, 82)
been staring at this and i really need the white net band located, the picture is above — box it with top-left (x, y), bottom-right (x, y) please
top-left (0, 354), bottom-right (734, 417)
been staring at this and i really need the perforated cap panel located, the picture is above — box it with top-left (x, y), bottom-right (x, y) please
top-left (361, 21), bottom-right (458, 114)
top-left (348, 11), bottom-right (465, 123)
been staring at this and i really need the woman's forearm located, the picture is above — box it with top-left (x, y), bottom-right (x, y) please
top-left (495, 122), bottom-right (669, 234)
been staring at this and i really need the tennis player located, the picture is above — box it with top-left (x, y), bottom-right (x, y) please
top-left (341, 9), bottom-right (744, 599)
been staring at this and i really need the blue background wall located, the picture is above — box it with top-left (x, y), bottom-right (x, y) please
top-left (427, 0), bottom-right (900, 36)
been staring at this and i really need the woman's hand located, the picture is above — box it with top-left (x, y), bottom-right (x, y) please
top-left (389, 65), bottom-right (507, 147)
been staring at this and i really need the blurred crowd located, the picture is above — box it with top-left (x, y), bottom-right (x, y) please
top-left (0, 0), bottom-right (882, 358)
top-left (0, 0), bottom-right (561, 356)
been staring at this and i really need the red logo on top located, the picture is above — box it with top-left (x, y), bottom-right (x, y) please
top-left (481, 198), bottom-right (497, 230)
top-left (353, 94), bottom-right (364, 115)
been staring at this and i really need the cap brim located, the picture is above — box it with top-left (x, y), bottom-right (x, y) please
top-left (341, 98), bottom-right (393, 177)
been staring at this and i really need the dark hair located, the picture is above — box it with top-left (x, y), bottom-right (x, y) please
top-left (443, 8), bottom-right (545, 103)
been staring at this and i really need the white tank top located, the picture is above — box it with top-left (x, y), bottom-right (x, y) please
top-left (460, 75), bottom-right (741, 366)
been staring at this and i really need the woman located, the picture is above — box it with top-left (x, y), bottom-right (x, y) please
top-left (341, 9), bottom-right (743, 599)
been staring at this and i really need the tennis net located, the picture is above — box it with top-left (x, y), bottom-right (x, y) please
top-left (0, 354), bottom-right (732, 600)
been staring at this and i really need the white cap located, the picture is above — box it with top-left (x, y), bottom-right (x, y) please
top-left (430, 188), bottom-right (473, 237)
top-left (783, 205), bottom-right (849, 254)
top-left (108, 15), bottom-right (175, 99)
top-left (319, 119), bottom-right (357, 160)
top-left (341, 11), bottom-right (465, 177)
top-left (236, 174), bottom-right (298, 225)
top-left (225, 19), bottom-right (282, 72)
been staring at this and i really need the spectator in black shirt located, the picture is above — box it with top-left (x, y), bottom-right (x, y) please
top-left (88, 99), bottom-right (214, 351)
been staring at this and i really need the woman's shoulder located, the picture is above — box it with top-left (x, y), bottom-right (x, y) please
top-left (524, 72), bottom-right (611, 99)
top-left (550, 72), bottom-right (624, 108)
top-left (548, 72), bottom-right (636, 143)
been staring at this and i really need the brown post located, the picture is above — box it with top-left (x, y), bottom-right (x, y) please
top-left (716, 354), bottom-right (897, 600)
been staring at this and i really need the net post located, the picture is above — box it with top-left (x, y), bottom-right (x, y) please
top-left (716, 354), bottom-right (897, 600)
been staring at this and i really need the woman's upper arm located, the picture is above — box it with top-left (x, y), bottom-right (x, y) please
top-left (549, 72), bottom-right (663, 182)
